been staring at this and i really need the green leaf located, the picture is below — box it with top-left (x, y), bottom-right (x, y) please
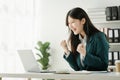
top-left (43, 42), bottom-right (50, 49)
top-left (37, 41), bottom-right (43, 47)
top-left (35, 41), bottom-right (51, 70)
top-left (36, 53), bottom-right (42, 58)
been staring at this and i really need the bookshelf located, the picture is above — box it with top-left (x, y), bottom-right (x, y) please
top-left (94, 20), bottom-right (120, 72)
top-left (94, 21), bottom-right (120, 52)
top-left (94, 20), bottom-right (120, 28)
top-left (87, 7), bottom-right (120, 71)
top-left (109, 43), bottom-right (120, 51)
top-left (87, 8), bottom-right (120, 52)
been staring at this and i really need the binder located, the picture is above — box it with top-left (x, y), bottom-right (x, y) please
top-left (118, 52), bottom-right (120, 60)
top-left (109, 51), bottom-right (120, 65)
top-left (106, 7), bottom-right (112, 21)
top-left (118, 6), bottom-right (120, 20)
top-left (108, 51), bottom-right (112, 65)
top-left (113, 29), bottom-right (119, 43)
top-left (119, 29), bottom-right (120, 42)
top-left (114, 51), bottom-right (118, 60)
top-left (108, 29), bottom-right (114, 43)
top-left (111, 52), bottom-right (114, 65)
top-left (114, 51), bottom-right (120, 65)
top-left (112, 6), bottom-right (118, 20)
top-left (108, 51), bottom-right (114, 65)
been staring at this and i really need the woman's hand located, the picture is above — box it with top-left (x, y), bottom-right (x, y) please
top-left (77, 43), bottom-right (86, 56)
top-left (60, 40), bottom-right (69, 54)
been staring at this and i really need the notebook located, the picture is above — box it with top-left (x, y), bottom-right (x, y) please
top-left (17, 49), bottom-right (56, 73)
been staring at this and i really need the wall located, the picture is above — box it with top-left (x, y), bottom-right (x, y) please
top-left (36, 0), bottom-right (120, 71)
top-left (35, 0), bottom-right (82, 71)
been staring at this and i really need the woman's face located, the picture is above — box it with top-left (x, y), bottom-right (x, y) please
top-left (68, 16), bottom-right (84, 35)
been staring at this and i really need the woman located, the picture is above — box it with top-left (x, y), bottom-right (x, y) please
top-left (61, 7), bottom-right (109, 71)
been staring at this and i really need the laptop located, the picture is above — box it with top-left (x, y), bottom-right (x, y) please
top-left (17, 49), bottom-right (56, 73)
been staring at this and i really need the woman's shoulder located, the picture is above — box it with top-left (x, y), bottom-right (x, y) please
top-left (93, 32), bottom-right (105, 37)
top-left (94, 32), bottom-right (109, 43)
top-left (91, 32), bottom-right (107, 41)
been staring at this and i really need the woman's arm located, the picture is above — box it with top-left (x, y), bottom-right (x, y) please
top-left (63, 52), bottom-right (80, 71)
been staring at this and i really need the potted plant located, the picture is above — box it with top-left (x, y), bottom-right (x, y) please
top-left (35, 41), bottom-right (51, 70)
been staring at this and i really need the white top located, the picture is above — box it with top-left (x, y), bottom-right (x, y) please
top-left (79, 35), bottom-right (87, 66)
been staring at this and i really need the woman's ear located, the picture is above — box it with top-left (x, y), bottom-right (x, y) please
top-left (81, 18), bottom-right (86, 24)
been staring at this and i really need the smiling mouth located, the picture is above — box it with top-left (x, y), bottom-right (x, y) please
top-left (73, 28), bottom-right (76, 32)
top-left (72, 29), bottom-right (77, 34)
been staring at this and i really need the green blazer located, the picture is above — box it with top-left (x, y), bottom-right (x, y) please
top-left (64, 32), bottom-right (109, 71)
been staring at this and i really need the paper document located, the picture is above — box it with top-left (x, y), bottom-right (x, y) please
top-left (55, 71), bottom-right (70, 74)
top-left (55, 70), bottom-right (109, 74)
top-left (69, 70), bottom-right (91, 74)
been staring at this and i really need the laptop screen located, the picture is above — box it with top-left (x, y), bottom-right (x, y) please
top-left (17, 50), bottom-right (41, 72)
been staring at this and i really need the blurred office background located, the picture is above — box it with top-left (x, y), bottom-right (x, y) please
top-left (0, 0), bottom-right (120, 80)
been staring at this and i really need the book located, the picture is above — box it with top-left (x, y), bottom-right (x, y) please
top-left (113, 29), bottom-right (119, 43)
top-left (108, 28), bottom-right (114, 43)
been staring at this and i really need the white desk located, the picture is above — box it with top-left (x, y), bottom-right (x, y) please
top-left (0, 72), bottom-right (120, 80)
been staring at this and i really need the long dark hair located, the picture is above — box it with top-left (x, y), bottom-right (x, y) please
top-left (66, 7), bottom-right (100, 53)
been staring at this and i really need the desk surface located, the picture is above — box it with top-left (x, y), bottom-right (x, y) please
top-left (0, 72), bottom-right (120, 80)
